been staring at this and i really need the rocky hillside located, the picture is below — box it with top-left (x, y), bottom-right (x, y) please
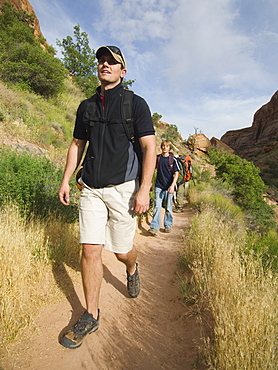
top-left (221, 91), bottom-right (278, 158)
top-left (221, 91), bottom-right (278, 190)
top-left (0, 0), bottom-right (44, 38)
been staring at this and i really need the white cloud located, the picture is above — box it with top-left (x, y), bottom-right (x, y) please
top-left (31, 0), bottom-right (74, 48)
top-left (158, 0), bottom-right (266, 93)
top-left (161, 94), bottom-right (271, 140)
top-left (30, 0), bottom-right (278, 140)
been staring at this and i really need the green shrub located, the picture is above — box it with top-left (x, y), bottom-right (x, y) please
top-left (188, 183), bottom-right (244, 224)
top-left (188, 176), bottom-right (278, 273)
top-left (0, 148), bottom-right (78, 222)
top-left (0, 2), bottom-right (66, 98)
top-left (208, 149), bottom-right (275, 229)
top-left (246, 229), bottom-right (278, 273)
top-left (199, 168), bottom-right (212, 183)
top-left (161, 123), bottom-right (180, 142)
top-left (1, 42), bottom-right (66, 98)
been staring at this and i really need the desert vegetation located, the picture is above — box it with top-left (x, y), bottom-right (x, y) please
top-left (0, 203), bottom-right (81, 344)
top-left (179, 158), bottom-right (278, 369)
top-left (0, 148), bottom-right (81, 346)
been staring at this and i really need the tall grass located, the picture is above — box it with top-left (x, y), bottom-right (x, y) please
top-left (0, 79), bottom-right (85, 166)
top-left (182, 189), bottom-right (278, 369)
top-left (0, 203), bottom-right (80, 346)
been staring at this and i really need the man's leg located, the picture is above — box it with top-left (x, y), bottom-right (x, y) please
top-left (116, 245), bottom-right (137, 275)
top-left (164, 192), bottom-right (174, 230)
top-left (116, 246), bottom-right (140, 298)
top-left (174, 184), bottom-right (184, 212)
top-left (60, 243), bottom-right (102, 349)
top-left (184, 181), bottom-right (190, 202)
top-left (81, 243), bottom-right (103, 319)
top-left (149, 187), bottom-right (163, 232)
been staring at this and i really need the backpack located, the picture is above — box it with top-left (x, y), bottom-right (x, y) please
top-left (76, 89), bottom-right (139, 189)
top-left (177, 155), bottom-right (192, 186)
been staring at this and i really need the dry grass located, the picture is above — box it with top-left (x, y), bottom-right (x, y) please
top-left (0, 203), bottom-right (81, 346)
top-left (183, 209), bottom-right (278, 369)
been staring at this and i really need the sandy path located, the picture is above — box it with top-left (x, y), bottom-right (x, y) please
top-left (2, 209), bottom-right (209, 370)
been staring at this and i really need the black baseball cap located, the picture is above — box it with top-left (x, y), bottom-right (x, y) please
top-left (96, 46), bottom-right (126, 68)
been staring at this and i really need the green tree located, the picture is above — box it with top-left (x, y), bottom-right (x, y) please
top-left (162, 123), bottom-right (179, 142)
top-left (152, 112), bottom-right (162, 127)
top-left (56, 24), bottom-right (98, 97)
top-left (57, 25), bottom-right (135, 96)
top-left (0, 2), bottom-right (66, 97)
top-left (122, 78), bottom-right (135, 89)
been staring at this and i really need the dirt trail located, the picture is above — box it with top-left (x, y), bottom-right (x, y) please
top-left (2, 209), bottom-right (209, 370)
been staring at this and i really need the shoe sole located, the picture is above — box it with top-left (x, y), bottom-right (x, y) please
top-left (128, 282), bottom-right (141, 298)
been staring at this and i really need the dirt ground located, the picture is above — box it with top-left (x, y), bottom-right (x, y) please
top-left (1, 208), bottom-right (211, 370)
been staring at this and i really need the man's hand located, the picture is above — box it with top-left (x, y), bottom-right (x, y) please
top-left (58, 138), bottom-right (86, 206)
top-left (168, 184), bottom-right (175, 194)
top-left (58, 182), bottom-right (70, 205)
top-left (132, 187), bottom-right (150, 215)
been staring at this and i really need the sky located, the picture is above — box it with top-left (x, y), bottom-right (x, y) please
top-left (30, 0), bottom-right (278, 140)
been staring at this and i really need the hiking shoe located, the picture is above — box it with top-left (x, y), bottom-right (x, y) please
top-left (148, 228), bottom-right (158, 236)
top-left (173, 208), bottom-right (183, 213)
top-left (127, 262), bottom-right (141, 298)
top-left (165, 227), bottom-right (171, 233)
top-left (60, 310), bottom-right (100, 349)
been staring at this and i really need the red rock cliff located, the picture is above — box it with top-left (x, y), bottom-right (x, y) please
top-left (221, 91), bottom-right (278, 158)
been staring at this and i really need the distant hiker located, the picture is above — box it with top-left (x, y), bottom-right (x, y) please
top-left (148, 141), bottom-right (180, 236)
top-left (58, 45), bottom-right (156, 349)
top-left (174, 155), bottom-right (193, 213)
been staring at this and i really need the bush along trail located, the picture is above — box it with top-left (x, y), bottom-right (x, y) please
top-left (2, 208), bottom-right (211, 370)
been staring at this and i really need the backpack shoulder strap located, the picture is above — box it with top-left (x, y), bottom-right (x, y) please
top-left (176, 157), bottom-right (183, 172)
top-left (121, 89), bottom-right (134, 143)
top-left (168, 153), bottom-right (175, 173)
top-left (156, 154), bottom-right (161, 168)
top-left (83, 95), bottom-right (98, 135)
top-left (157, 154), bottom-right (175, 173)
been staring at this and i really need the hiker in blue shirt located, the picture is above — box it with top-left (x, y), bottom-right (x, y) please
top-left (148, 140), bottom-right (180, 236)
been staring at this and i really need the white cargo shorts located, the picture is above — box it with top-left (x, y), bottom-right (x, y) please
top-left (79, 179), bottom-right (138, 254)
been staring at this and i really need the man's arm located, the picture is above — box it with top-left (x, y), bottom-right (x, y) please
top-left (168, 171), bottom-right (179, 194)
top-left (132, 135), bottom-right (156, 215)
top-left (58, 138), bottom-right (87, 205)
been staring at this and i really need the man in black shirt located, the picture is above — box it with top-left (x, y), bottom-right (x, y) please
top-left (58, 46), bottom-right (156, 349)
